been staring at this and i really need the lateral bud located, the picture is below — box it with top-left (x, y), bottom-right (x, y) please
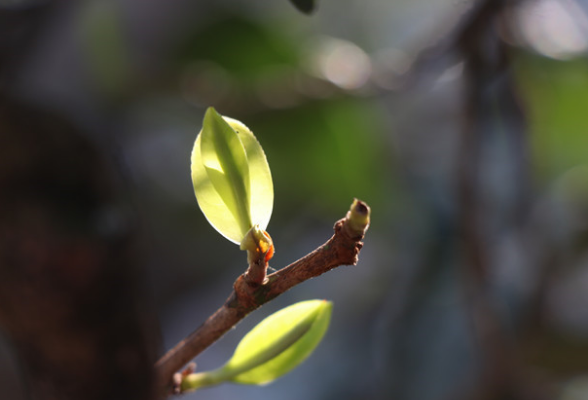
top-left (240, 224), bottom-right (275, 268)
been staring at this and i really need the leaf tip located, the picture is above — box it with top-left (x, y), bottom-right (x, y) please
top-left (203, 106), bottom-right (221, 125)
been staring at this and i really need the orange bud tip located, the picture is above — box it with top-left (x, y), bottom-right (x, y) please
top-left (265, 243), bottom-right (275, 263)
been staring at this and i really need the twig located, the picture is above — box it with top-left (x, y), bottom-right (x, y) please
top-left (154, 199), bottom-right (370, 395)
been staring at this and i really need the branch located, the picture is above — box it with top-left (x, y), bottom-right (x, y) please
top-left (154, 199), bottom-right (370, 395)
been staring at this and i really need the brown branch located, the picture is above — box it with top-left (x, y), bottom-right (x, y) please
top-left (154, 199), bottom-right (370, 396)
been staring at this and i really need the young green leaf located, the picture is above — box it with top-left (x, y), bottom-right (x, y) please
top-left (226, 299), bottom-right (332, 385)
top-left (191, 107), bottom-right (273, 244)
top-left (181, 300), bottom-right (332, 391)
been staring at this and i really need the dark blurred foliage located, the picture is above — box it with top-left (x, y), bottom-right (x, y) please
top-left (288, 0), bottom-right (316, 15)
top-left (1, 0), bottom-right (588, 400)
top-left (0, 97), bottom-right (157, 400)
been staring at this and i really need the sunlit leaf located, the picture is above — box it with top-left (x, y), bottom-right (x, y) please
top-left (225, 116), bottom-right (273, 236)
top-left (191, 107), bottom-right (273, 244)
top-left (180, 300), bottom-right (332, 392)
top-left (224, 299), bottom-right (332, 385)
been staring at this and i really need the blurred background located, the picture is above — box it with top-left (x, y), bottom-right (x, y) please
top-left (1, 0), bottom-right (588, 399)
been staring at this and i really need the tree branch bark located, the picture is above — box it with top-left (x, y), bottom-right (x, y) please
top-left (154, 199), bottom-right (370, 395)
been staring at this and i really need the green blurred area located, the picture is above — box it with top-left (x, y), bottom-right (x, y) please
top-left (177, 17), bottom-right (301, 81)
top-left (517, 54), bottom-right (588, 181)
top-left (249, 99), bottom-right (387, 213)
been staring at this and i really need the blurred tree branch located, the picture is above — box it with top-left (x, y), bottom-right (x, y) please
top-left (457, 1), bottom-right (526, 397)
top-left (0, 98), bottom-right (157, 400)
top-left (404, 0), bottom-right (561, 398)
top-left (455, 1), bottom-right (548, 399)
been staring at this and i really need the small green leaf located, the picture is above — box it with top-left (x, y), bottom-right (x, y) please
top-left (181, 300), bottom-right (332, 392)
top-left (224, 299), bottom-right (332, 385)
top-left (191, 107), bottom-right (273, 244)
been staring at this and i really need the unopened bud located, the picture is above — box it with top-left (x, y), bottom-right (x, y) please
top-left (347, 198), bottom-right (370, 236)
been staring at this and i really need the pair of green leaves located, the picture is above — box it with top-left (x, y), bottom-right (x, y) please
top-left (181, 300), bottom-right (332, 391)
top-left (191, 107), bottom-right (273, 245)
top-left (190, 110), bottom-right (332, 389)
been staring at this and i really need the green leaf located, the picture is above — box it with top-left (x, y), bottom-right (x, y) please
top-left (181, 300), bottom-right (332, 392)
top-left (225, 299), bottom-right (332, 385)
top-left (191, 107), bottom-right (273, 244)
